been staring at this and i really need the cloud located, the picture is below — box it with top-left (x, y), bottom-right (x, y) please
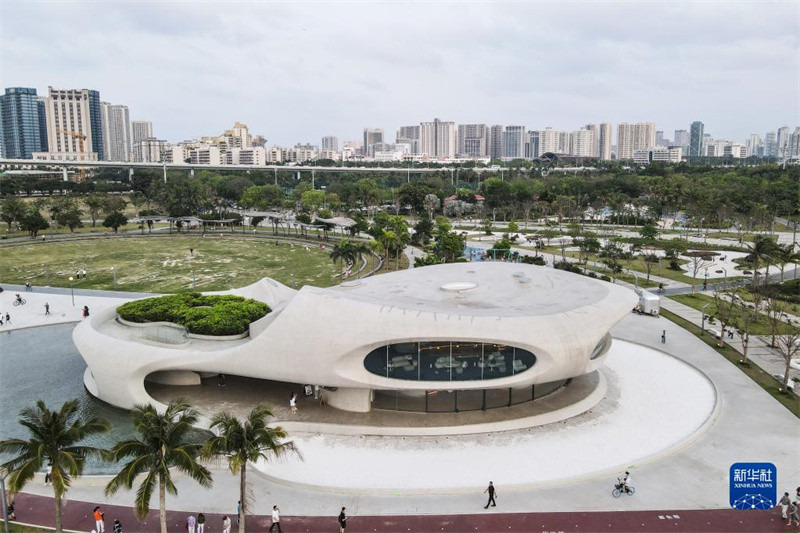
top-left (1, 1), bottom-right (797, 145)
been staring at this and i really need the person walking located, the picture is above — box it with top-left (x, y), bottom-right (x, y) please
top-left (196, 513), bottom-right (205, 533)
top-left (484, 481), bottom-right (497, 509)
top-left (44, 302), bottom-right (50, 315)
top-left (289, 393), bottom-right (297, 414)
top-left (82, 305), bottom-right (90, 319)
top-left (269, 505), bottom-right (282, 533)
top-left (44, 460), bottom-right (52, 485)
top-left (221, 516), bottom-right (231, 533)
top-left (93, 506), bottom-right (105, 533)
top-left (661, 329), bottom-right (666, 344)
top-left (113, 519), bottom-right (122, 533)
top-left (187, 514), bottom-right (196, 533)
top-left (780, 492), bottom-right (791, 519)
top-left (788, 501), bottom-right (800, 527)
top-left (236, 500), bottom-right (241, 524)
top-left (337, 507), bottom-right (347, 532)
top-left (5, 312), bottom-right (10, 325)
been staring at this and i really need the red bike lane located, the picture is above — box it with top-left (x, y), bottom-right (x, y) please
top-left (7, 492), bottom-right (791, 532)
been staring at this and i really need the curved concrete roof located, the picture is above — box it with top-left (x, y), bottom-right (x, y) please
top-left (318, 262), bottom-right (611, 317)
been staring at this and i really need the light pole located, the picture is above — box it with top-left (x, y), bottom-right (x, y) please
top-left (68, 276), bottom-right (74, 306)
top-left (701, 303), bottom-right (710, 335)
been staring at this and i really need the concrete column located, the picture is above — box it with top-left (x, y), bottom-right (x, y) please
top-left (62, 167), bottom-right (69, 182)
top-left (321, 387), bottom-right (372, 412)
top-left (128, 167), bottom-right (134, 181)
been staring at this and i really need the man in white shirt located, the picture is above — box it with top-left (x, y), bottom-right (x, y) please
top-left (621, 471), bottom-right (632, 493)
top-left (269, 505), bottom-right (282, 533)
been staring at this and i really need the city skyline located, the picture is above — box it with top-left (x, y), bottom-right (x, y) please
top-left (2, 2), bottom-right (797, 145)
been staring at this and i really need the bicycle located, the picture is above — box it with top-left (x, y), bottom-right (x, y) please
top-left (612, 478), bottom-right (635, 498)
top-left (13, 297), bottom-right (26, 306)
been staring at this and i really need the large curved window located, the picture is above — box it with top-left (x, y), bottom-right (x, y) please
top-left (590, 333), bottom-right (612, 360)
top-left (364, 341), bottom-right (536, 381)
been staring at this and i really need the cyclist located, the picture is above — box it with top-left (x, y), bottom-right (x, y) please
top-left (14, 293), bottom-right (23, 305)
top-left (620, 471), bottom-right (632, 493)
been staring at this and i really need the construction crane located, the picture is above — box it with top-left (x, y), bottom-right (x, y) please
top-left (57, 130), bottom-right (89, 181)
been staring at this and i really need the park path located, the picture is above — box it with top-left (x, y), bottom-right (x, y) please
top-left (7, 492), bottom-right (789, 533)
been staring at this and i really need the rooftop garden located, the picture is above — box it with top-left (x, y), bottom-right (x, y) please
top-left (117, 293), bottom-right (270, 336)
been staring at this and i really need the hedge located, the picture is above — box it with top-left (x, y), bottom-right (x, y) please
top-left (117, 293), bottom-right (270, 336)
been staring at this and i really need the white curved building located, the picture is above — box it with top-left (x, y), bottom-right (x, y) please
top-left (74, 262), bottom-right (637, 413)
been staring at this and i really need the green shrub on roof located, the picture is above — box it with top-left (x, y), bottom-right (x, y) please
top-left (117, 293), bottom-right (270, 336)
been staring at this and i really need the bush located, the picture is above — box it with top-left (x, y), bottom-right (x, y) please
top-left (117, 293), bottom-right (270, 336)
top-left (553, 260), bottom-right (582, 274)
top-left (669, 259), bottom-right (681, 270)
top-left (521, 255), bottom-right (546, 266)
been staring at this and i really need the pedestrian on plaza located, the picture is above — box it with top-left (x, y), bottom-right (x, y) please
top-left (269, 505), bottom-right (282, 533)
top-left (196, 512), bottom-right (205, 533)
top-left (93, 505), bottom-right (105, 533)
top-left (788, 501), bottom-right (800, 527)
top-left (45, 302), bottom-right (50, 315)
top-left (484, 481), bottom-right (498, 509)
top-left (6, 498), bottom-right (15, 520)
top-left (113, 519), bottom-right (122, 533)
top-left (82, 305), bottom-right (90, 319)
top-left (661, 329), bottom-right (666, 344)
top-left (25, 281), bottom-right (31, 291)
top-left (236, 501), bottom-right (241, 524)
top-left (5, 312), bottom-right (10, 325)
top-left (45, 459), bottom-right (53, 485)
top-left (289, 392), bottom-right (297, 414)
top-left (187, 513), bottom-right (196, 533)
top-left (337, 507), bottom-right (347, 532)
top-left (221, 515), bottom-right (231, 533)
top-left (780, 492), bottom-right (791, 519)
top-left (0, 315), bottom-right (4, 326)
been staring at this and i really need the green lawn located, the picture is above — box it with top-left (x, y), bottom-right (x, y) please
top-left (0, 521), bottom-right (51, 533)
top-left (0, 235), bottom-right (342, 292)
top-left (669, 293), bottom-right (800, 336)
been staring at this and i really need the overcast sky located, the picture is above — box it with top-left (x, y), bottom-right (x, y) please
top-left (2, 1), bottom-right (798, 145)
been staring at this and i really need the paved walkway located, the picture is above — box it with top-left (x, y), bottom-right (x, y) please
top-left (6, 492), bottom-right (789, 533)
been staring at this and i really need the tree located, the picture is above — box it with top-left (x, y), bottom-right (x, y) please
top-left (0, 400), bottom-right (110, 533)
top-left (0, 197), bottom-right (27, 230)
top-left (330, 239), bottom-right (358, 278)
top-left (413, 217), bottom-right (434, 246)
top-left (423, 193), bottom-right (440, 220)
top-left (56, 205), bottom-right (84, 233)
top-left (103, 212), bottom-right (128, 233)
top-left (105, 401), bottom-right (212, 533)
top-left (103, 195), bottom-right (127, 215)
top-left (639, 222), bottom-right (658, 241)
top-left (575, 236), bottom-right (600, 263)
top-left (712, 291), bottom-right (737, 348)
top-left (20, 208), bottom-right (49, 237)
top-left (744, 235), bottom-right (777, 288)
top-left (775, 321), bottom-right (800, 392)
top-left (481, 178), bottom-right (513, 221)
top-left (434, 231), bottom-right (466, 263)
top-left (732, 297), bottom-right (755, 364)
top-left (202, 406), bottom-right (300, 533)
top-left (300, 190), bottom-right (325, 212)
top-left (84, 194), bottom-right (105, 227)
top-left (684, 251), bottom-right (716, 294)
top-left (642, 253), bottom-right (660, 281)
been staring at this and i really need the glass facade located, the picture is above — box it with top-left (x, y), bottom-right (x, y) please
top-left (364, 341), bottom-right (536, 381)
top-left (87, 89), bottom-right (105, 160)
top-left (0, 87), bottom-right (44, 159)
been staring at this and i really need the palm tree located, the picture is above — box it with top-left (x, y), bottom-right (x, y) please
top-left (105, 401), bottom-right (212, 533)
top-left (330, 240), bottom-right (356, 278)
top-left (0, 400), bottom-right (109, 533)
top-left (745, 235), bottom-right (777, 287)
top-left (202, 405), bottom-right (300, 533)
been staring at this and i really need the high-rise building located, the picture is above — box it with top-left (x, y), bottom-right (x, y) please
top-left (689, 121), bottom-right (704, 157)
top-left (789, 127), bottom-right (800, 158)
top-left (537, 128), bottom-right (565, 155)
top-left (617, 122), bottom-right (655, 160)
top-left (396, 125), bottom-right (420, 155)
top-left (598, 122), bottom-right (612, 160)
top-left (655, 131), bottom-right (667, 147)
top-left (489, 125), bottom-right (504, 160)
top-left (746, 134), bottom-right (763, 157)
top-left (569, 128), bottom-right (596, 157)
top-left (457, 124), bottom-right (488, 158)
top-left (674, 129), bottom-right (689, 148)
top-left (135, 138), bottom-right (167, 163)
top-left (321, 136), bottom-right (338, 152)
top-left (37, 87), bottom-right (105, 161)
top-left (0, 87), bottom-right (46, 159)
top-left (502, 126), bottom-right (526, 159)
top-left (363, 128), bottom-right (383, 157)
top-left (764, 131), bottom-right (777, 158)
top-left (526, 131), bottom-right (539, 159)
top-left (777, 126), bottom-right (791, 159)
top-left (100, 102), bottom-right (131, 162)
top-left (131, 121), bottom-right (153, 162)
top-left (419, 119), bottom-right (456, 159)
top-left (37, 98), bottom-right (48, 153)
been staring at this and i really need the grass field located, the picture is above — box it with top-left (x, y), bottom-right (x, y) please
top-left (0, 521), bottom-right (50, 533)
top-left (0, 235), bottom-right (344, 292)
